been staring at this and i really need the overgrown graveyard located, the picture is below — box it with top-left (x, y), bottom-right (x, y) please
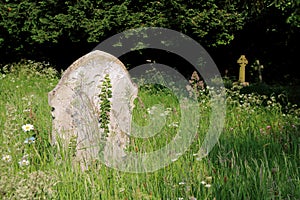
top-left (0, 60), bottom-right (299, 199)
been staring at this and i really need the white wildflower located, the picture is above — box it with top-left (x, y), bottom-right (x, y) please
top-left (2, 155), bottom-right (12, 162)
top-left (22, 124), bottom-right (34, 132)
top-left (18, 159), bottom-right (30, 166)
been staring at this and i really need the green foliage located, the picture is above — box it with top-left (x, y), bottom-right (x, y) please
top-left (234, 83), bottom-right (300, 110)
top-left (98, 74), bottom-right (112, 136)
top-left (272, 0), bottom-right (300, 28)
top-left (0, 0), bottom-right (245, 59)
top-left (68, 134), bottom-right (78, 157)
top-left (0, 59), bottom-right (59, 80)
top-left (1, 0), bottom-right (298, 84)
top-left (233, 0), bottom-right (299, 32)
top-left (0, 63), bottom-right (299, 199)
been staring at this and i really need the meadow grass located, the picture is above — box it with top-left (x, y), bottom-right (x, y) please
top-left (0, 61), bottom-right (299, 200)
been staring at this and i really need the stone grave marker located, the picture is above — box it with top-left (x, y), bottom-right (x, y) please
top-left (252, 59), bottom-right (264, 83)
top-left (237, 55), bottom-right (249, 85)
top-left (48, 50), bottom-right (138, 170)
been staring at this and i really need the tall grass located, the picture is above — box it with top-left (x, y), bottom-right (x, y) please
top-left (0, 61), bottom-right (299, 199)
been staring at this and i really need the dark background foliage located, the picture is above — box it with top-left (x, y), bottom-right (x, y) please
top-left (0, 0), bottom-right (299, 84)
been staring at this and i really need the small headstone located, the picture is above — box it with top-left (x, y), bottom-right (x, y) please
top-left (48, 50), bottom-right (138, 170)
top-left (252, 59), bottom-right (264, 83)
top-left (237, 55), bottom-right (249, 85)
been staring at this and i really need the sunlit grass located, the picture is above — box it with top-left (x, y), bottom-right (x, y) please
top-left (0, 61), bottom-right (299, 199)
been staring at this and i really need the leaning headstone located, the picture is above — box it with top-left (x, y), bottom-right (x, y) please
top-left (48, 50), bottom-right (138, 170)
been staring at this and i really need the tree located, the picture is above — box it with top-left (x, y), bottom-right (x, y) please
top-left (0, 0), bottom-right (245, 63)
top-left (0, 0), bottom-right (298, 84)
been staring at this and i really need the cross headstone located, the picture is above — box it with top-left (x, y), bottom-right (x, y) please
top-left (253, 59), bottom-right (264, 83)
top-left (48, 50), bottom-right (138, 170)
top-left (237, 55), bottom-right (248, 84)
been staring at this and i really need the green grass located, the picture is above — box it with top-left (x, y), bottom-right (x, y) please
top-left (0, 61), bottom-right (299, 199)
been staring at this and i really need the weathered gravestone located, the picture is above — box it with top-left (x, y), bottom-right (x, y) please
top-left (252, 59), bottom-right (264, 83)
top-left (48, 50), bottom-right (138, 170)
top-left (237, 55), bottom-right (249, 86)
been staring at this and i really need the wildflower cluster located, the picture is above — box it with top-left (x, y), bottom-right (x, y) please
top-left (186, 71), bottom-right (299, 117)
top-left (187, 71), bottom-right (205, 99)
top-left (1, 123), bottom-right (36, 168)
top-left (0, 170), bottom-right (56, 199)
top-left (201, 176), bottom-right (213, 188)
top-left (1, 60), bottom-right (59, 80)
top-left (147, 106), bottom-right (173, 117)
top-left (147, 105), bottom-right (180, 129)
top-left (226, 84), bottom-right (300, 115)
top-left (20, 123), bottom-right (36, 167)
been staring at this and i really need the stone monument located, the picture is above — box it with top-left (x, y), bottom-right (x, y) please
top-left (237, 55), bottom-right (249, 86)
top-left (48, 50), bottom-right (138, 170)
top-left (252, 59), bottom-right (264, 83)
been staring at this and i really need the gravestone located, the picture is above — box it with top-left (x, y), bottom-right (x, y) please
top-left (252, 59), bottom-right (264, 83)
top-left (48, 50), bottom-right (138, 170)
top-left (237, 55), bottom-right (249, 85)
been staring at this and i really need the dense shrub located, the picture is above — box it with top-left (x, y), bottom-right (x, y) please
top-left (0, 0), bottom-right (298, 83)
top-left (0, 0), bottom-right (245, 63)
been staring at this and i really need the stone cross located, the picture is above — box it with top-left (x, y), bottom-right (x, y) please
top-left (48, 50), bottom-right (138, 170)
top-left (253, 59), bottom-right (264, 83)
top-left (237, 55), bottom-right (248, 83)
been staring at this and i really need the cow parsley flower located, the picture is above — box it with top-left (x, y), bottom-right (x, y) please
top-left (200, 181), bottom-right (206, 185)
top-left (2, 155), bottom-right (12, 162)
top-left (18, 159), bottom-right (30, 166)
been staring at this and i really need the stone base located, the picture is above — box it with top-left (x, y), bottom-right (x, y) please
top-left (233, 81), bottom-right (249, 87)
